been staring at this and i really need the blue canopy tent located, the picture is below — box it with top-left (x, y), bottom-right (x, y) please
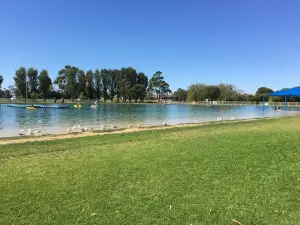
top-left (263, 87), bottom-right (300, 113)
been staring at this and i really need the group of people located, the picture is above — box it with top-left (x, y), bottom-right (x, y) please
top-left (274, 105), bottom-right (281, 111)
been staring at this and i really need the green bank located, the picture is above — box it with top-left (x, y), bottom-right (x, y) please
top-left (1, 117), bottom-right (300, 224)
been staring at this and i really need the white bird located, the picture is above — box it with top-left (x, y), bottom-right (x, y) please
top-left (72, 124), bottom-right (81, 131)
top-left (19, 127), bottom-right (26, 136)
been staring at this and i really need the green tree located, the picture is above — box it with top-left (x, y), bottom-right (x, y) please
top-left (0, 74), bottom-right (3, 90)
top-left (174, 88), bottom-right (187, 101)
top-left (131, 84), bottom-right (146, 102)
top-left (14, 67), bottom-right (27, 98)
top-left (256, 87), bottom-right (273, 101)
top-left (38, 69), bottom-right (52, 99)
top-left (101, 69), bottom-right (109, 101)
top-left (94, 69), bottom-right (102, 99)
top-left (246, 94), bottom-right (257, 102)
top-left (149, 71), bottom-right (169, 101)
top-left (3, 89), bottom-right (12, 99)
top-left (204, 85), bottom-right (221, 100)
top-left (56, 65), bottom-right (79, 100)
top-left (256, 87), bottom-right (273, 95)
top-left (160, 81), bottom-right (171, 97)
top-left (78, 70), bottom-right (86, 96)
top-left (136, 72), bottom-right (148, 101)
top-left (187, 84), bottom-right (206, 102)
top-left (218, 83), bottom-right (236, 101)
top-left (27, 67), bottom-right (39, 95)
top-left (108, 69), bottom-right (118, 101)
top-left (117, 68), bottom-right (131, 102)
top-left (125, 67), bottom-right (138, 102)
top-left (85, 70), bottom-right (94, 99)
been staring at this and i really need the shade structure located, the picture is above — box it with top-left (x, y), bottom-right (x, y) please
top-left (265, 87), bottom-right (300, 112)
top-left (268, 87), bottom-right (300, 96)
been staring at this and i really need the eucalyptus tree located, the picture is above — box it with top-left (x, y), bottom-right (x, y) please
top-left (13, 67), bottom-right (27, 98)
top-left (38, 69), bottom-right (52, 99)
top-left (85, 70), bottom-right (94, 99)
top-left (27, 67), bottom-right (39, 95)
top-left (55, 65), bottom-right (79, 100)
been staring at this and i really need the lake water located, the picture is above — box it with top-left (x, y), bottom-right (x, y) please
top-left (0, 103), bottom-right (296, 137)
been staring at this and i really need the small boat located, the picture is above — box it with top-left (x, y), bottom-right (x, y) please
top-left (91, 105), bottom-right (97, 108)
top-left (26, 106), bottom-right (36, 110)
top-left (74, 104), bottom-right (81, 108)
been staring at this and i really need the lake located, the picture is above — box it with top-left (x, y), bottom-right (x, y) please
top-left (0, 103), bottom-right (295, 137)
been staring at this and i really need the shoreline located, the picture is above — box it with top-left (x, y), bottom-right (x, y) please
top-left (0, 116), bottom-right (285, 145)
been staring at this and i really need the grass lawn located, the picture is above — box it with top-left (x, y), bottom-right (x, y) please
top-left (1, 117), bottom-right (300, 224)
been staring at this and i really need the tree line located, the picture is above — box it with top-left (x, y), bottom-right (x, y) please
top-left (0, 66), bottom-right (171, 102)
top-left (173, 84), bottom-right (297, 102)
top-left (0, 69), bottom-right (298, 103)
top-left (173, 83), bottom-right (257, 102)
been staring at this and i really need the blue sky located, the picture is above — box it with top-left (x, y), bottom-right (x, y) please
top-left (0, 0), bottom-right (299, 93)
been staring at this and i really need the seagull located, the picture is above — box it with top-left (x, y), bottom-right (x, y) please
top-left (19, 127), bottom-right (26, 136)
top-left (72, 124), bottom-right (81, 131)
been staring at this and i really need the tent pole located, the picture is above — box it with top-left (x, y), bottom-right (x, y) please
top-left (284, 96), bottom-right (287, 111)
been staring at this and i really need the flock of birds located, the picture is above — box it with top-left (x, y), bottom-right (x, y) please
top-left (18, 128), bottom-right (42, 136)
top-left (18, 116), bottom-right (237, 136)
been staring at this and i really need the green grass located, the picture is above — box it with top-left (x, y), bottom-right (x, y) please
top-left (1, 117), bottom-right (300, 224)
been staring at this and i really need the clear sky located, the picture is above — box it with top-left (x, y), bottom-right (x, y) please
top-left (0, 0), bottom-right (299, 93)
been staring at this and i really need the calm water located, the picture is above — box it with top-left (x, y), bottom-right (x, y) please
top-left (0, 103), bottom-right (295, 137)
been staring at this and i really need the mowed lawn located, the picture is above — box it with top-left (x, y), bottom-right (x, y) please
top-left (1, 117), bottom-right (300, 225)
